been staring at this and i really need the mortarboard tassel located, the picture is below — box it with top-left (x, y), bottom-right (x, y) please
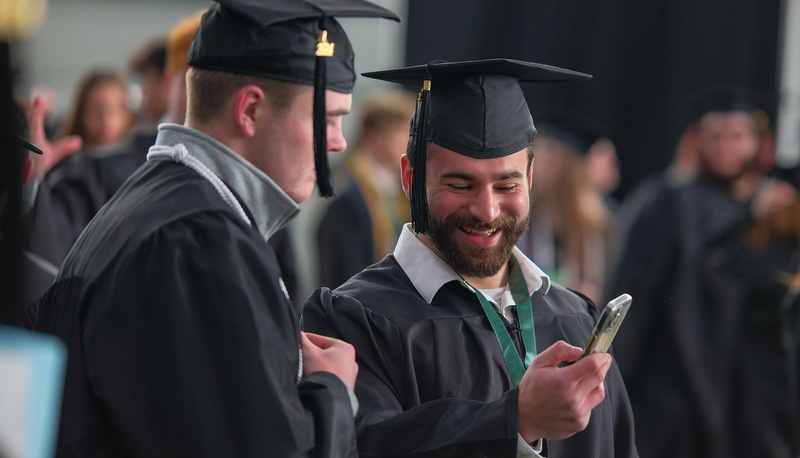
top-left (410, 64), bottom-right (433, 233)
top-left (314, 16), bottom-right (334, 197)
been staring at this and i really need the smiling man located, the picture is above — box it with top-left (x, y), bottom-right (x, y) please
top-left (303, 59), bottom-right (639, 457)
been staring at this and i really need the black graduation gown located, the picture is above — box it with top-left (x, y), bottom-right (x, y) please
top-left (0, 238), bottom-right (57, 326)
top-left (303, 257), bottom-right (638, 457)
top-left (709, 226), bottom-right (799, 457)
top-left (24, 126), bottom-right (157, 266)
top-left (606, 177), bottom-right (751, 458)
top-left (317, 180), bottom-right (374, 289)
top-left (33, 158), bottom-right (357, 457)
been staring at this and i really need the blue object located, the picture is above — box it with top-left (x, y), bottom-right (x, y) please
top-left (0, 324), bottom-right (67, 458)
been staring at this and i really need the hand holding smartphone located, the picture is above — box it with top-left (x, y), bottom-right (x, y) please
top-left (580, 293), bottom-right (632, 359)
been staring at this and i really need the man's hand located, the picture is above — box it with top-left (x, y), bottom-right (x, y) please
top-left (301, 332), bottom-right (359, 390)
top-left (26, 94), bottom-right (83, 182)
top-left (750, 178), bottom-right (798, 220)
top-left (517, 340), bottom-right (612, 442)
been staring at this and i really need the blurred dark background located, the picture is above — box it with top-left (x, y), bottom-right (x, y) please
top-left (2, 0), bottom-right (790, 306)
top-left (405, 0), bottom-right (782, 198)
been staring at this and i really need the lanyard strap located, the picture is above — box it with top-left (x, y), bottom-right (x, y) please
top-left (470, 257), bottom-right (537, 386)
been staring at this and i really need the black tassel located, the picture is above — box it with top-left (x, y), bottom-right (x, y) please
top-left (314, 17), bottom-right (333, 198)
top-left (411, 65), bottom-right (433, 233)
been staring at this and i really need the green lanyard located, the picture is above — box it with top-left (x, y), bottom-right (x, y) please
top-left (467, 257), bottom-right (537, 386)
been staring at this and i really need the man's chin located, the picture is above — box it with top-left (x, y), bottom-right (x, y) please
top-left (451, 245), bottom-right (509, 278)
top-left (429, 215), bottom-right (529, 278)
top-left (292, 183), bottom-right (316, 203)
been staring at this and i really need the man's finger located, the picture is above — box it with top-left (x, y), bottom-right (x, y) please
top-left (531, 340), bottom-right (583, 368)
top-left (571, 353), bottom-right (612, 392)
top-left (302, 331), bottom-right (338, 349)
top-left (54, 136), bottom-right (84, 157)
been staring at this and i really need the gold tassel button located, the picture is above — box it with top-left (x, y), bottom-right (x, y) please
top-left (316, 30), bottom-right (335, 57)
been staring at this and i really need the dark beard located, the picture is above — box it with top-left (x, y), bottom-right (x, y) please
top-left (427, 212), bottom-right (530, 279)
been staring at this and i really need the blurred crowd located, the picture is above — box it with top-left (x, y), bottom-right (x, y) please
top-left (2, 6), bottom-right (800, 458)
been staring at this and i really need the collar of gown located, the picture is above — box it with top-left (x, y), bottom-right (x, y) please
top-left (154, 123), bottom-right (300, 242)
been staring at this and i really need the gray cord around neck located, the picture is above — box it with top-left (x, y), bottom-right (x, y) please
top-left (147, 143), bottom-right (253, 227)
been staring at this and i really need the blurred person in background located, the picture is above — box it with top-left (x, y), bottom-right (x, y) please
top-left (317, 89), bottom-right (415, 288)
top-left (611, 90), bottom-right (775, 245)
top-left (516, 117), bottom-right (612, 306)
top-left (22, 12), bottom-right (203, 268)
top-left (127, 35), bottom-right (168, 127)
top-left (585, 135), bottom-right (621, 212)
top-left (56, 68), bottom-right (132, 152)
top-left (606, 85), bottom-right (796, 458)
top-left (711, 97), bottom-right (798, 458)
top-left (1, 102), bottom-right (57, 326)
top-left (719, 179), bottom-right (800, 458)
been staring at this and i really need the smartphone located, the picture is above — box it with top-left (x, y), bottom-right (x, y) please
top-left (580, 293), bottom-right (632, 359)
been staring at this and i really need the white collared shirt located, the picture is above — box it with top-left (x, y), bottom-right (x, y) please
top-left (393, 223), bottom-right (551, 303)
top-left (392, 223), bottom-right (550, 457)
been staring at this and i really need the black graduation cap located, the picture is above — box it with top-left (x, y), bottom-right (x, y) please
top-left (188, 0), bottom-right (400, 197)
top-left (362, 58), bottom-right (592, 233)
top-left (682, 84), bottom-right (774, 132)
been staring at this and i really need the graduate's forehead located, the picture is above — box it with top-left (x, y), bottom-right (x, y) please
top-left (427, 143), bottom-right (530, 180)
top-left (699, 111), bottom-right (758, 133)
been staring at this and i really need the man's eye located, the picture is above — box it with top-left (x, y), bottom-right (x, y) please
top-left (449, 184), bottom-right (470, 191)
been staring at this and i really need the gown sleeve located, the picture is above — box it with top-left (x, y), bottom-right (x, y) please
top-left (24, 155), bottom-right (107, 266)
top-left (303, 287), bottom-right (520, 458)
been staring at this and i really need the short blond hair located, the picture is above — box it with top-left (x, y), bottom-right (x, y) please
top-left (186, 67), bottom-right (307, 124)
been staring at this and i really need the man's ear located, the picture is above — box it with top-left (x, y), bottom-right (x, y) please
top-left (400, 154), bottom-right (412, 200)
top-left (234, 85), bottom-right (265, 138)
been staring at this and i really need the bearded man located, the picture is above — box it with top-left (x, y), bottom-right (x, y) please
top-left (302, 59), bottom-right (639, 458)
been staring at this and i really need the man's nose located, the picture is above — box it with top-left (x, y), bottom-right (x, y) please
top-left (327, 126), bottom-right (347, 153)
top-left (469, 187), bottom-right (501, 222)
